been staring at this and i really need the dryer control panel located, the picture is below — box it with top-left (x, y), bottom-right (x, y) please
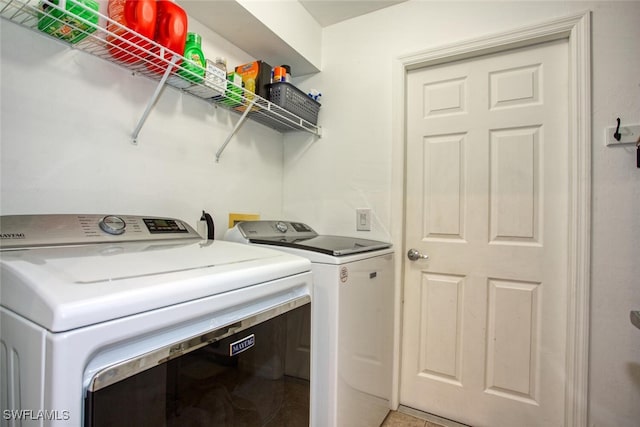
top-left (0, 214), bottom-right (200, 249)
top-left (232, 220), bottom-right (317, 240)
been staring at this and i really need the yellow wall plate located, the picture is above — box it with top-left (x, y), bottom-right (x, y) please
top-left (228, 213), bottom-right (260, 229)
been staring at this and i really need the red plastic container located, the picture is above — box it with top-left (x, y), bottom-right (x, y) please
top-left (107, 0), bottom-right (157, 64)
top-left (146, 0), bottom-right (187, 75)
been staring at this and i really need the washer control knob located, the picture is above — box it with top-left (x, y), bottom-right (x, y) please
top-left (99, 215), bottom-right (126, 235)
top-left (275, 221), bottom-right (289, 233)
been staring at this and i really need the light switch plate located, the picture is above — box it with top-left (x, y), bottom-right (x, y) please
top-left (605, 124), bottom-right (640, 146)
top-left (356, 208), bottom-right (371, 231)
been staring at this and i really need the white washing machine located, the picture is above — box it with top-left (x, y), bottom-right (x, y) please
top-left (0, 214), bottom-right (315, 427)
top-left (225, 220), bottom-right (395, 427)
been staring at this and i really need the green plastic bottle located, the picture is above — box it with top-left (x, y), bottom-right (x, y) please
top-left (178, 33), bottom-right (206, 84)
top-left (38, 0), bottom-right (100, 44)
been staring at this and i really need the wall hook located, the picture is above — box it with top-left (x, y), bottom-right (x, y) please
top-left (614, 117), bottom-right (622, 141)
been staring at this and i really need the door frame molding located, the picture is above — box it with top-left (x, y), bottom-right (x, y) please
top-left (390, 12), bottom-right (591, 426)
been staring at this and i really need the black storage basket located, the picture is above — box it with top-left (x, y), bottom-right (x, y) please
top-left (268, 82), bottom-right (321, 125)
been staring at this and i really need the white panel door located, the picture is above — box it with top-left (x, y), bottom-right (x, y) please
top-left (400, 39), bottom-right (569, 427)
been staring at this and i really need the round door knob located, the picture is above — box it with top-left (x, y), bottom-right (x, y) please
top-left (407, 248), bottom-right (429, 261)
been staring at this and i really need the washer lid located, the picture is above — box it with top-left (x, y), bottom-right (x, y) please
top-left (0, 240), bottom-right (310, 332)
top-left (248, 235), bottom-right (392, 256)
top-left (228, 220), bottom-right (391, 256)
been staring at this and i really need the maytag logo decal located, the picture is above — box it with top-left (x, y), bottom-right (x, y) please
top-left (1, 233), bottom-right (25, 240)
top-left (230, 334), bottom-right (255, 356)
top-left (340, 266), bottom-right (349, 283)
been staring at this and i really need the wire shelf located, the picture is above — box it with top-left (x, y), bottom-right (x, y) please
top-left (0, 0), bottom-right (322, 139)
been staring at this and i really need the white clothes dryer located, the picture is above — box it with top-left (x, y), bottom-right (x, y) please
top-left (225, 220), bottom-right (395, 427)
top-left (1, 214), bottom-right (314, 427)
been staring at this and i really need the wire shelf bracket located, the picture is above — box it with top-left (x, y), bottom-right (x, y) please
top-left (132, 54), bottom-right (180, 145)
top-left (215, 99), bottom-right (256, 162)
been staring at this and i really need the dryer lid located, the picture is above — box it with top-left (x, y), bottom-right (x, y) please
top-left (248, 235), bottom-right (391, 256)
top-left (230, 220), bottom-right (391, 256)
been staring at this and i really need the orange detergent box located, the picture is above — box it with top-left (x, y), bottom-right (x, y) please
top-left (234, 60), bottom-right (272, 99)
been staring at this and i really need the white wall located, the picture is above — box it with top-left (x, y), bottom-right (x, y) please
top-left (0, 16), bottom-right (285, 237)
top-left (283, 1), bottom-right (640, 426)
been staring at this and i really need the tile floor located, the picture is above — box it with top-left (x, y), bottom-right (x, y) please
top-left (380, 411), bottom-right (445, 427)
